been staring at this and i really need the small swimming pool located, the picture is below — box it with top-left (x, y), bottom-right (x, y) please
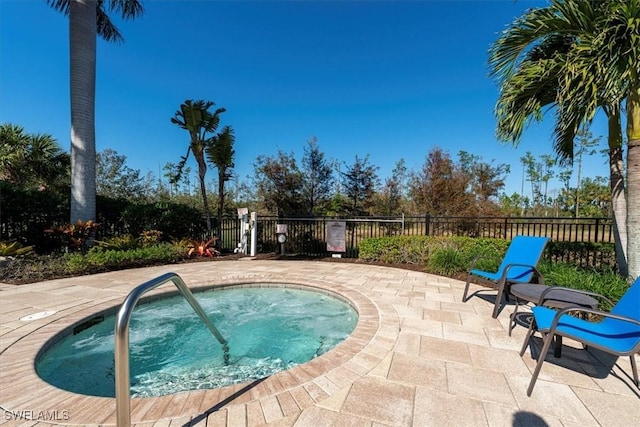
top-left (36, 285), bottom-right (358, 398)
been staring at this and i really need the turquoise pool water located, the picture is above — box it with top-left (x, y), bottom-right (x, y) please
top-left (36, 286), bottom-right (358, 398)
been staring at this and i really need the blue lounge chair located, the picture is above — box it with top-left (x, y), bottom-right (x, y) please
top-left (520, 278), bottom-right (640, 396)
top-left (462, 236), bottom-right (550, 318)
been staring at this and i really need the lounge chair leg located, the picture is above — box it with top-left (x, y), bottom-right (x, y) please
top-left (527, 330), bottom-right (555, 396)
top-left (509, 296), bottom-right (521, 337)
top-left (631, 354), bottom-right (639, 387)
top-left (520, 317), bottom-right (536, 357)
top-left (492, 279), bottom-right (506, 319)
top-left (462, 273), bottom-right (472, 302)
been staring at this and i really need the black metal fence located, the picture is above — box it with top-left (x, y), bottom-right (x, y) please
top-left (216, 215), bottom-right (616, 268)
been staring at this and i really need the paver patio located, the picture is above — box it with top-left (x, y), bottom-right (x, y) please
top-left (0, 260), bottom-right (638, 426)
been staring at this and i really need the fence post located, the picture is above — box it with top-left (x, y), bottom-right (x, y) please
top-left (594, 218), bottom-right (599, 243)
top-left (425, 213), bottom-right (430, 236)
top-left (504, 217), bottom-right (508, 239)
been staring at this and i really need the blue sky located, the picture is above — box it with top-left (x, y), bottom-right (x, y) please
top-left (1, 0), bottom-right (610, 198)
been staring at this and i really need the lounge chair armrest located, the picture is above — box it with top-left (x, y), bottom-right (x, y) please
top-left (547, 305), bottom-right (640, 333)
top-left (501, 263), bottom-right (545, 284)
top-left (538, 286), bottom-right (613, 307)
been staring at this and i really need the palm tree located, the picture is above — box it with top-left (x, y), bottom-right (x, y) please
top-left (206, 126), bottom-right (236, 242)
top-left (489, 0), bottom-right (639, 277)
top-left (46, 0), bottom-right (144, 223)
top-left (0, 123), bottom-right (70, 190)
top-left (171, 100), bottom-right (227, 232)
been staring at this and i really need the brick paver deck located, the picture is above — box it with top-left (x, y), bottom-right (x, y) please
top-left (0, 260), bottom-right (638, 426)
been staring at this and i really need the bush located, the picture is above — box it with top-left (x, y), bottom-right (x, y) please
top-left (0, 181), bottom-right (68, 253)
top-left (95, 234), bottom-right (140, 251)
top-left (538, 260), bottom-right (629, 309)
top-left (120, 202), bottom-right (206, 239)
top-left (428, 248), bottom-right (467, 275)
top-left (359, 235), bottom-right (508, 272)
top-left (64, 243), bottom-right (186, 274)
top-left (0, 241), bottom-right (35, 257)
top-left (545, 240), bottom-right (615, 269)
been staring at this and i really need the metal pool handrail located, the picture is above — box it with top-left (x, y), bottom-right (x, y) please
top-left (114, 272), bottom-right (229, 427)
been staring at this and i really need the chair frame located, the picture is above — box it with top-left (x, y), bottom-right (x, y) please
top-left (463, 255), bottom-right (546, 319)
top-left (520, 286), bottom-right (640, 396)
top-left (508, 284), bottom-right (599, 337)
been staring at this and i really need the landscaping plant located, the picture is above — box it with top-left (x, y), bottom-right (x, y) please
top-left (44, 220), bottom-right (100, 252)
top-left (187, 237), bottom-right (220, 258)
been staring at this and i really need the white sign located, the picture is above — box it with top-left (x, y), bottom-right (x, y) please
top-left (237, 207), bottom-right (248, 218)
top-left (326, 221), bottom-right (346, 252)
top-left (276, 224), bottom-right (287, 234)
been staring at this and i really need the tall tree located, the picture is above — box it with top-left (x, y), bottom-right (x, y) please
top-left (489, 0), bottom-right (640, 276)
top-left (206, 125), bottom-right (235, 240)
top-left (95, 148), bottom-right (146, 200)
top-left (171, 99), bottom-right (226, 231)
top-left (409, 148), bottom-right (472, 216)
top-left (573, 130), bottom-right (601, 218)
top-left (301, 137), bottom-right (334, 216)
top-left (253, 151), bottom-right (303, 217)
top-left (520, 152), bottom-right (543, 210)
top-left (341, 155), bottom-right (379, 216)
top-left (458, 151), bottom-right (509, 214)
top-left (374, 159), bottom-right (407, 216)
top-left (540, 154), bottom-right (555, 213)
top-left (46, 0), bottom-right (145, 223)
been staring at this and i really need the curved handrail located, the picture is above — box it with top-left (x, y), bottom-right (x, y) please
top-left (114, 272), bottom-right (229, 427)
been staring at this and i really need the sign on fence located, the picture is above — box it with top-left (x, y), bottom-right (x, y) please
top-left (326, 221), bottom-right (346, 252)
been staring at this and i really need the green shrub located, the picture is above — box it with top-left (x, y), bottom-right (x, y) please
top-left (120, 202), bottom-right (205, 239)
top-left (428, 248), bottom-right (467, 275)
top-left (538, 260), bottom-right (629, 309)
top-left (64, 243), bottom-right (185, 274)
top-left (139, 230), bottom-right (163, 247)
top-left (545, 240), bottom-right (615, 268)
top-left (0, 241), bottom-right (35, 257)
top-left (44, 220), bottom-right (100, 253)
top-left (359, 235), bottom-right (508, 273)
top-left (95, 234), bottom-right (140, 251)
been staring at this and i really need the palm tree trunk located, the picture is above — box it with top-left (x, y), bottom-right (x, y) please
top-left (607, 110), bottom-right (628, 276)
top-left (627, 74), bottom-right (640, 279)
top-left (217, 168), bottom-right (225, 244)
top-left (197, 159), bottom-right (211, 232)
top-left (69, 0), bottom-right (97, 223)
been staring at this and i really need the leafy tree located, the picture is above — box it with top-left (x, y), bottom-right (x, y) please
top-left (489, 0), bottom-right (640, 276)
top-left (0, 123), bottom-right (70, 191)
top-left (206, 125), bottom-right (235, 240)
top-left (171, 99), bottom-right (226, 231)
top-left (46, 0), bottom-right (145, 223)
top-left (163, 162), bottom-right (192, 197)
top-left (499, 193), bottom-right (530, 217)
top-left (300, 137), bottom-right (333, 216)
top-left (409, 147), bottom-right (471, 216)
top-left (341, 155), bottom-right (379, 216)
top-left (520, 152), bottom-right (543, 210)
top-left (579, 176), bottom-right (611, 217)
top-left (573, 130), bottom-right (601, 218)
top-left (253, 150), bottom-right (303, 217)
top-left (95, 148), bottom-right (146, 200)
top-left (374, 159), bottom-right (407, 216)
top-left (458, 151), bottom-right (509, 214)
top-left (540, 154), bottom-right (555, 212)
